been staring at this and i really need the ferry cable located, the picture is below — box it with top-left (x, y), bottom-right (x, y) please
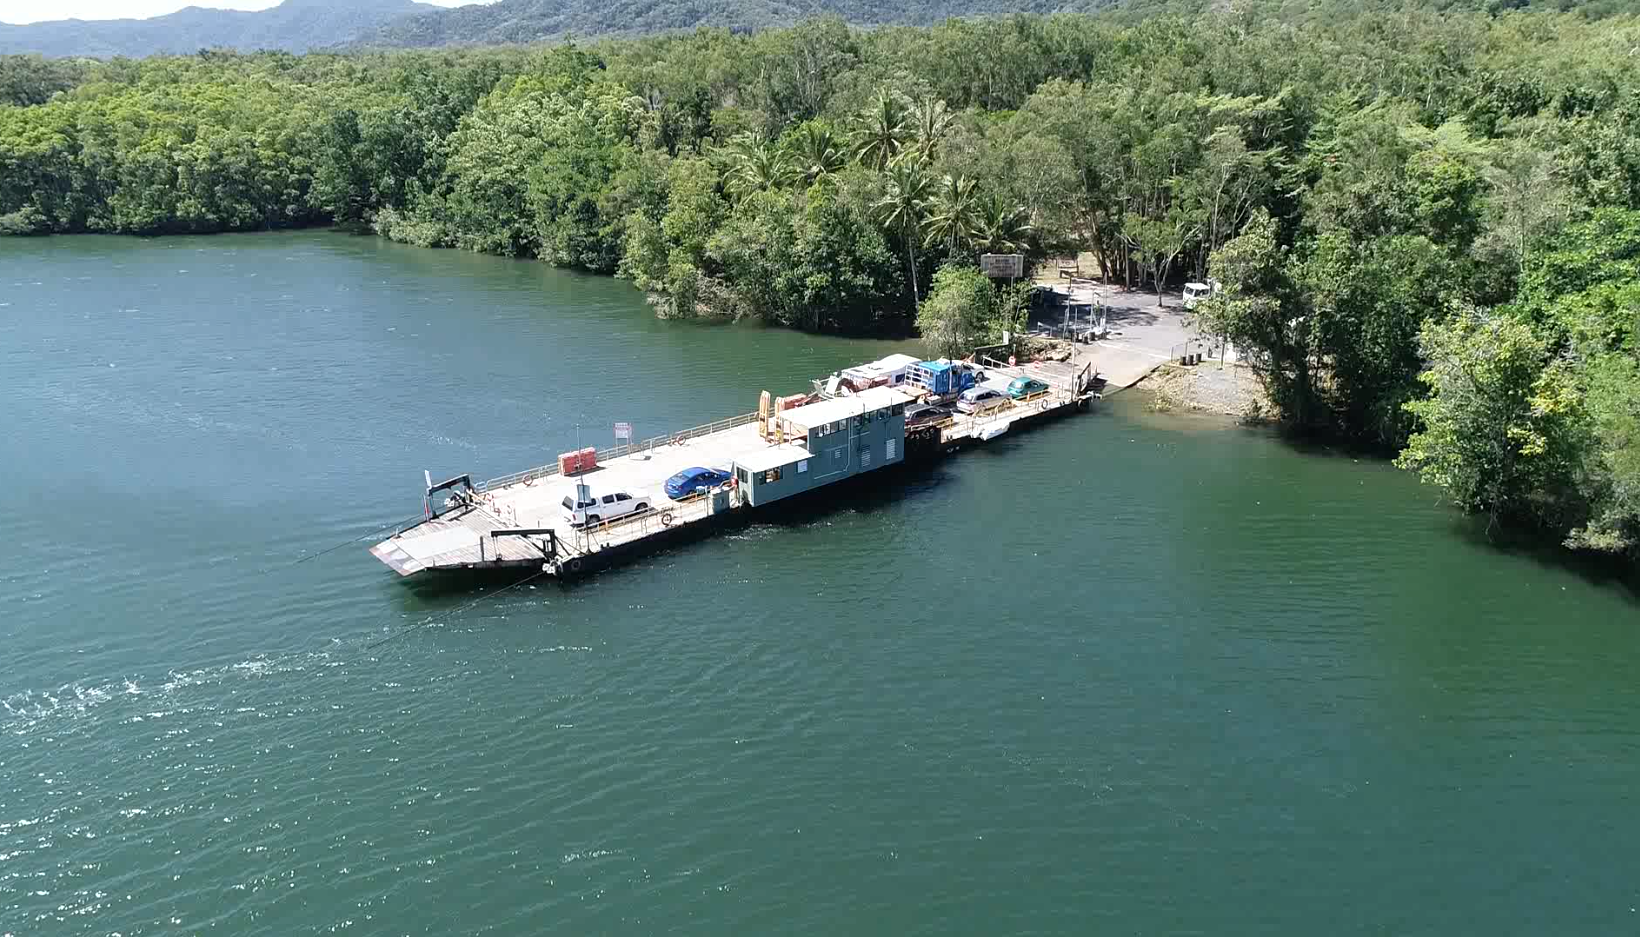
top-left (365, 566), bottom-right (555, 651)
top-left (286, 513), bottom-right (426, 568)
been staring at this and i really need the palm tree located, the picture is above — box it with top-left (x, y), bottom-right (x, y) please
top-left (910, 95), bottom-right (953, 162)
top-left (721, 131), bottom-right (793, 199)
top-left (788, 122), bottom-right (846, 185)
top-left (873, 155), bottom-right (935, 304)
top-left (852, 90), bottom-right (909, 172)
top-left (971, 192), bottom-right (1033, 255)
top-left (924, 174), bottom-right (980, 255)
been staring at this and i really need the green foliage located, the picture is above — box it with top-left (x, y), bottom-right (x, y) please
top-left (1397, 313), bottom-right (1581, 533)
top-left (706, 183), bottom-right (899, 331)
top-left (874, 155), bottom-right (936, 304)
top-left (852, 90), bottom-right (910, 173)
top-left (924, 173), bottom-right (979, 254)
top-left (785, 120), bottom-right (847, 185)
top-left (1572, 354), bottom-right (1640, 552)
top-left (916, 263), bottom-right (997, 359)
top-left (0, 55), bottom-right (85, 106)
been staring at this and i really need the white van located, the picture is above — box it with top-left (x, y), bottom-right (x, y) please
top-left (561, 487), bottom-right (651, 527)
top-left (1183, 281), bottom-right (1214, 309)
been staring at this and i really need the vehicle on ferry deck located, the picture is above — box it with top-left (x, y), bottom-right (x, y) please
top-left (1007, 377), bottom-right (1050, 399)
top-left (664, 466), bottom-right (732, 501)
top-left (562, 487), bottom-right (651, 527)
top-left (956, 387), bottom-right (1010, 415)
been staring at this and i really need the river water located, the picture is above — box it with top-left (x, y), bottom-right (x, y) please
top-left (2, 231), bottom-right (1636, 935)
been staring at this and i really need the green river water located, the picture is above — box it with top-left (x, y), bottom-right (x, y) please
top-left (2, 231), bottom-right (1637, 935)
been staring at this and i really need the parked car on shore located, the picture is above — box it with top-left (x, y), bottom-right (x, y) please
top-left (1183, 280), bottom-right (1218, 309)
top-left (664, 466), bottom-right (731, 500)
top-left (562, 487), bottom-right (651, 527)
top-left (956, 387), bottom-right (1010, 415)
top-left (1007, 377), bottom-right (1050, 400)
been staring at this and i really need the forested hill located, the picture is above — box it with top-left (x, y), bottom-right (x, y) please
top-left (0, 0), bottom-right (428, 58)
top-left (357, 0), bottom-right (1133, 48)
top-left (354, 0), bottom-right (1632, 48)
top-left (3, 0), bottom-right (1622, 58)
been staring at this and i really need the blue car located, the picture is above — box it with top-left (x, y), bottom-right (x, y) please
top-left (664, 466), bottom-right (731, 501)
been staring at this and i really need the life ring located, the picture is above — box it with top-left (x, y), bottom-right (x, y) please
top-left (566, 557), bottom-right (585, 574)
top-left (661, 511), bottom-right (676, 527)
top-left (671, 433), bottom-right (684, 446)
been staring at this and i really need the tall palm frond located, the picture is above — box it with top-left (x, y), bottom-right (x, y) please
top-left (853, 90), bottom-right (909, 172)
top-left (910, 96), bottom-right (953, 162)
top-left (873, 155), bottom-right (936, 303)
top-left (721, 131), bottom-right (794, 199)
top-left (788, 122), bottom-right (846, 185)
top-left (972, 192), bottom-right (1033, 255)
top-left (924, 173), bottom-right (980, 254)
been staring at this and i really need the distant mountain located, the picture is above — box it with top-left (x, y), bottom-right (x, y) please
top-left (356, 0), bottom-right (1134, 48)
top-left (0, 0), bottom-right (432, 58)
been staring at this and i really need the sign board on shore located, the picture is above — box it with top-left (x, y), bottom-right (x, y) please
top-left (980, 253), bottom-right (1024, 278)
top-left (614, 422), bottom-right (632, 441)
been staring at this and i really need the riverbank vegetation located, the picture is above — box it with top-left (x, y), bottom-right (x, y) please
top-left (2, 0), bottom-right (1638, 557)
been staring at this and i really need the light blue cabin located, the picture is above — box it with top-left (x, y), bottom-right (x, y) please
top-left (732, 387), bottom-right (911, 507)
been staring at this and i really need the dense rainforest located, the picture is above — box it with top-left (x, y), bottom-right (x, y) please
top-left (1, 0), bottom-right (1638, 559)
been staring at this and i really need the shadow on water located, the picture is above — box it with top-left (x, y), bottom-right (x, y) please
top-left (1262, 422), bottom-right (1640, 605)
top-left (1444, 513), bottom-right (1640, 605)
top-left (397, 566), bottom-right (551, 601)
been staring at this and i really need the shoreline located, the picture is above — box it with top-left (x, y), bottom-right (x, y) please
top-left (1140, 360), bottom-right (1270, 421)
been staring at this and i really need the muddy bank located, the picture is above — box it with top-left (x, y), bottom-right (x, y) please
top-left (1142, 361), bottom-right (1269, 419)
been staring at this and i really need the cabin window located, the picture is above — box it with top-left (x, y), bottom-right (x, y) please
top-left (736, 467), bottom-right (750, 484)
top-left (765, 467), bottom-right (782, 483)
top-left (891, 402), bottom-right (905, 415)
top-left (797, 460), bottom-right (808, 474)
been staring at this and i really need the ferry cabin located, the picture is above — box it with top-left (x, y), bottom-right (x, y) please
top-left (732, 386), bottom-right (911, 507)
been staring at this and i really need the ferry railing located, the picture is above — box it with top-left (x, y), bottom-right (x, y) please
top-left (476, 463), bottom-right (564, 493)
top-left (942, 389), bottom-right (1073, 441)
top-left (475, 412), bottom-right (759, 492)
top-left (569, 490), bottom-right (719, 551)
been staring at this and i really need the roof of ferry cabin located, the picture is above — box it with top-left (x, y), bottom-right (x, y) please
top-left (735, 442), bottom-right (815, 473)
top-left (779, 387), bottom-right (916, 431)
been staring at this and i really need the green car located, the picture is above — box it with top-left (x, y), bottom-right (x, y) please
top-left (1007, 376), bottom-right (1049, 399)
